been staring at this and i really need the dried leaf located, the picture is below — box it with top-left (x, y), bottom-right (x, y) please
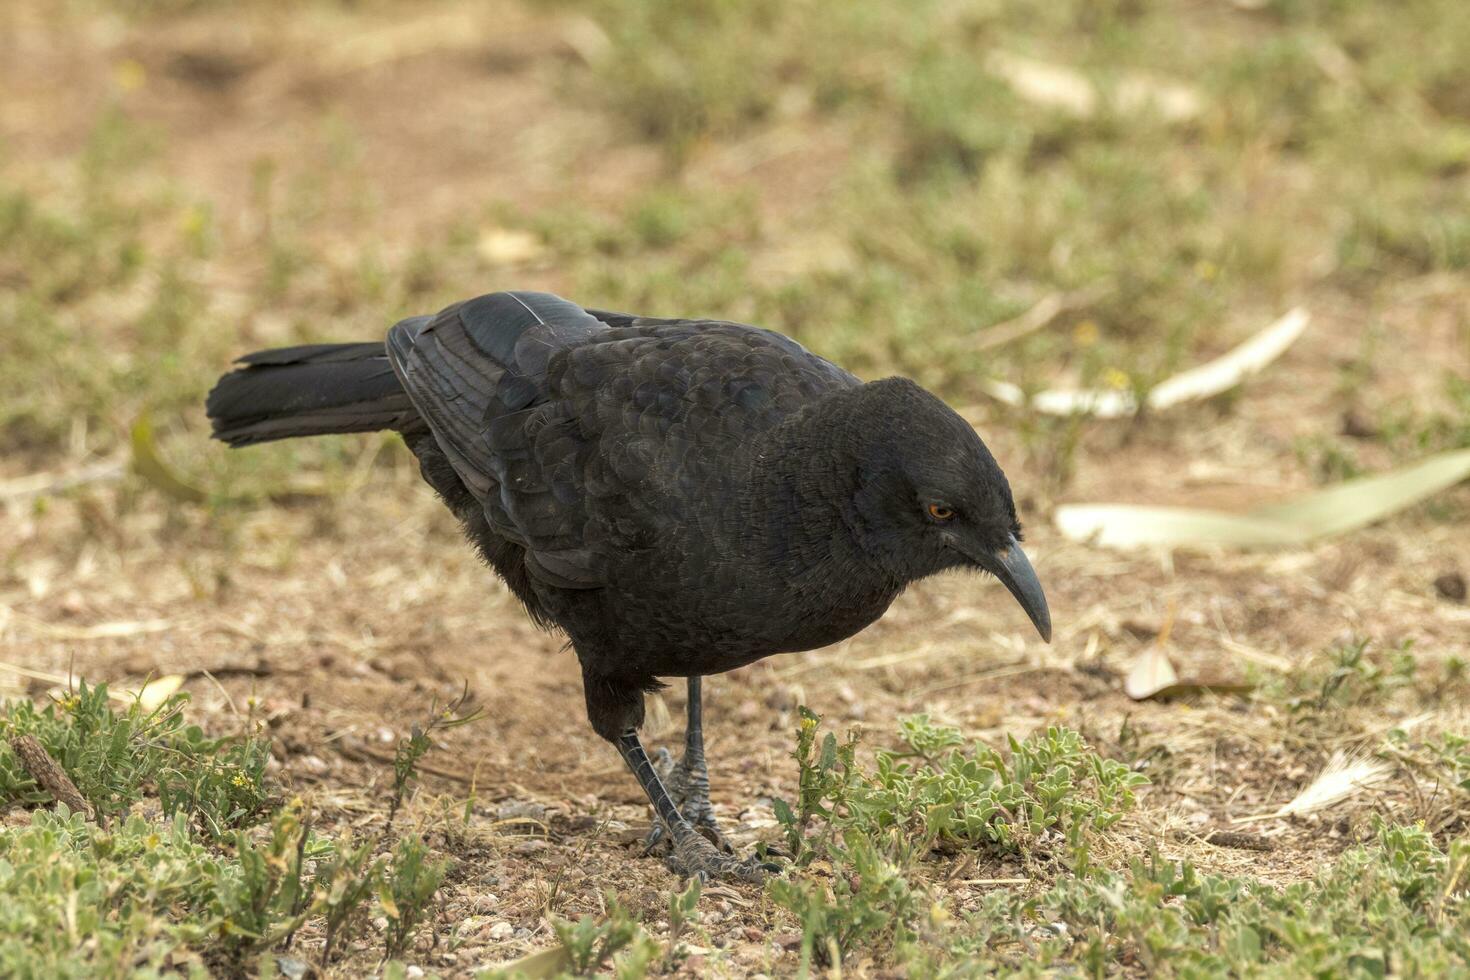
top-left (484, 945), bottom-right (571, 978)
top-left (477, 227), bottom-right (547, 266)
top-left (131, 674), bottom-right (185, 712)
top-left (1125, 644), bottom-right (1179, 700)
top-left (986, 52), bottom-right (1095, 115)
top-left (986, 51), bottom-right (1202, 122)
top-left (1149, 308), bottom-right (1309, 410)
top-left (1057, 447), bottom-right (1470, 550)
top-left (131, 417), bottom-right (206, 503)
top-left (984, 308), bottom-right (1308, 418)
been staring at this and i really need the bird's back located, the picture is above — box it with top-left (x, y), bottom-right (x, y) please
top-left (386, 291), bottom-right (857, 600)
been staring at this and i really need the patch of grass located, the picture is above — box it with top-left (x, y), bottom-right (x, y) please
top-left (776, 710), bottom-right (1147, 874)
top-left (767, 831), bottom-right (924, 972)
top-left (0, 682), bottom-right (270, 833)
top-left (760, 713), bottom-right (1470, 976)
top-left (1256, 638), bottom-right (1469, 723)
top-left (1044, 822), bottom-right (1470, 977)
top-left (0, 691), bottom-right (451, 976)
top-left (550, 894), bottom-right (660, 978)
top-left (388, 685), bottom-right (484, 826)
top-left (382, 835), bottom-right (450, 961)
top-left (766, 711), bottom-right (1145, 969)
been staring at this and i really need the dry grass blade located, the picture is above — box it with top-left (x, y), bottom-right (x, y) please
top-left (2, 606), bottom-right (176, 641)
top-left (969, 283), bottom-right (1109, 351)
top-left (1240, 751), bottom-right (1395, 823)
top-left (0, 458), bottom-right (127, 501)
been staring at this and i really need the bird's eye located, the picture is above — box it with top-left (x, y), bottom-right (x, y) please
top-left (927, 503), bottom-right (956, 521)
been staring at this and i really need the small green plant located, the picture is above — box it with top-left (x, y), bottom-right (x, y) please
top-left (770, 706), bottom-right (864, 863)
top-left (380, 834), bottom-right (450, 960)
top-left (550, 893), bottom-right (659, 978)
top-left (0, 682), bottom-right (270, 833)
top-left (211, 801), bottom-right (322, 962)
top-left (768, 831), bottom-right (922, 973)
top-left (389, 685), bottom-right (483, 825)
top-left (315, 834), bottom-right (382, 968)
top-left (662, 876), bottom-right (702, 971)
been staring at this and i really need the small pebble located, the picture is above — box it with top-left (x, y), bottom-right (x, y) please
top-left (1434, 571), bottom-right (1466, 603)
top-left (497, 800), bottom-right (547, 822)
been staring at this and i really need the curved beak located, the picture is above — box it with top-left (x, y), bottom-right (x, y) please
top-left (974, 535), bottom-right (1052, 643)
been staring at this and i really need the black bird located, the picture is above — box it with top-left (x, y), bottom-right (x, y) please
top-left (207, 291), bottom-right (1051, 880)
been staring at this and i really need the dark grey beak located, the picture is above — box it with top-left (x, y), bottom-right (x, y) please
top-left (978, 535), bottom-right (1052, 643)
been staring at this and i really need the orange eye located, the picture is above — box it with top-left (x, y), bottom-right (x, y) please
top-left (927, 504), bottom-right (955, 521)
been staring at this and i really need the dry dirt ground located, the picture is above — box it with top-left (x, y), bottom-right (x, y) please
top-left (2, 1), bottom-right (1468, 976)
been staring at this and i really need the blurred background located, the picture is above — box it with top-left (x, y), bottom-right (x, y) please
top-left (3, 0), bottom-right (1468, 489)
top-left (1, 0), bottom-right (1468, 972)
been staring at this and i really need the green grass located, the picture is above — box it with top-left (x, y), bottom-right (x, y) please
top-left (0, 689), bottom-right (450, 977)
top-left (3, 697), bottom-right (1466, 977)
top-left (756, 714), bottom-right (1470, 977)
top-left (0, 682), bottom-right (270, 833)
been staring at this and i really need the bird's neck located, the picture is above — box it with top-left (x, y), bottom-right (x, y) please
top-left (740, 387), bottom-right (906, 597)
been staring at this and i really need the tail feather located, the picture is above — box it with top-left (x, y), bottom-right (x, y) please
top-left (207, 342), bottom-right (421, 447)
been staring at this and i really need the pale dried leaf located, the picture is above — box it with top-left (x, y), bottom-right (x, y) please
top-left (132, 674), bottom-right (186, 712)
top-left (1149, 308), bottom-right (1309, 409)
top-left (477, 228), bottom-right (547, 266)
top-left (987, 51), bottom-right (1202, 122)
top-left (484, 944), bottom-right (571, 978)
top-left (1056, 447), bottom-right (1470, 550)
top-left (1125, 644), bottom-right (1179, 700)
top-left (986, 51), bottom-right (1096, 115)
top-left (983, 308), bottom-right (1308, 418)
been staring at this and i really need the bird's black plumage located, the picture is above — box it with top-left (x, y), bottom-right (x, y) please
top-left (207, 290), bottom-right (1051, 880)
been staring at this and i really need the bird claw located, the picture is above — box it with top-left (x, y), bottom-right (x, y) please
top-left (644, 748), bottom-right (732, 855)
top-left (665, 831), bottom-right (779, 884)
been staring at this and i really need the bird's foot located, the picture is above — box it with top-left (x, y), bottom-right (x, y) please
top-left (644, 747), bottom-right (732, 854)
top-left (665, 829), bottom-right (779, 883)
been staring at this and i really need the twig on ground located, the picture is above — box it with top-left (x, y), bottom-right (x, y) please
top-left (9, 734), bottom-right (97, 824)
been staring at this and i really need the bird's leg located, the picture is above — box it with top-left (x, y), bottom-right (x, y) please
top-left (616, 728), bottom-right (774, 883)
top-left (646, 676), bottom-right (730, 853)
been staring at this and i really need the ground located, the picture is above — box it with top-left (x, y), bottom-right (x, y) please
top-left (1, 0), bottom-right (1468, 976)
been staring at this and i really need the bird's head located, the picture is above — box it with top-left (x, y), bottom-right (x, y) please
top-left (845, 378), bottom-right (1051, 642)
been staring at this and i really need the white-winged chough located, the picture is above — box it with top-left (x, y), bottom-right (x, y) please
top-left (207, 290), bottom-right (1052, 880)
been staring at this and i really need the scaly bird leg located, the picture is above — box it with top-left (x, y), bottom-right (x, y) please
top-left (617, 727), bottom-right (774, 882)
top-left (645, 676), bottom-right (730, 854)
